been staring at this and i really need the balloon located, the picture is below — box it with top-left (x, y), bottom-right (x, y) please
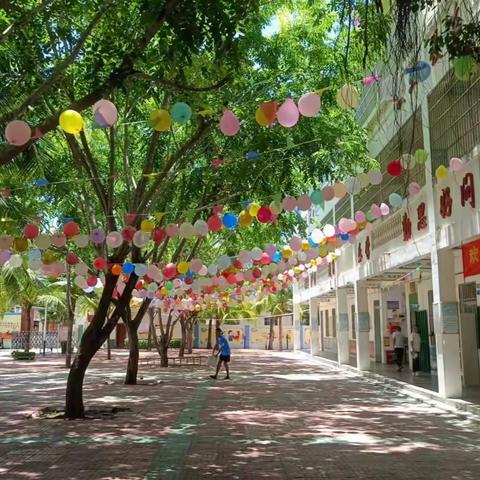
top-left (389, 192), bottom-right (403, 208)
top-left (257, 206), bottom-right (272, 223)
top-left (193, 220), bottom-right (209, 236)
top-left (338, 218), bottom-right (351, 233)
top-left (269, 200), bottom-right (283, 215)
top-left (189, 258), bottom-right (203, 273)
top-left (51, 233), bottom-right (67, 248)
top-left (449, 157), bottom-right (465, 173)
top-left (152, 227), bottom-right (167, 244)
top-left (354, 211), bottom-right (366, 223)
top-left (238, 210), bottom-right (253, 227)
top-left (248, 202), bottom-right (260, 216)
top-left (13, 237), bottom-right (28, 252)
top-left (282, 196), bottom-right (297, 212)
top-left (74, 275), bottom-right (88, 289)
top-left (122, 226), bottom-right (136, 242)
top-left (409, 182), bottom-right (421, 196)
top-left (323, 224), bottom-right (336, 238)
top-left (322, 186), bottom-right (335, 201)
top-left (171, 102), bottom-right (192, 123)
top-left (380, 203), bottom-right (390, 216)
top-left (23, 224), bottom-right (39, 239)
top-left (371, 204), bottom-right (382, 219)
top-left (179, 222), bottom-right (195, 239)
top-left (222, 213), bottom-right (238, 229)
top-left (207, 215), bottom-right (222, 231)
top-left (106, 231), bottom-right (123, 248)
top-left (310, 189), bottom-right (324, 206)
top-left (333, 182), bottom-right (347, 198)
top-left (141, 219), bottom-right (155, 233)
top-left (454, 56), bottom-right (478, 81)
top-left (298, 92), bottom-right (321, 117)
top-left (311, 228), bottom-right (325, 244)
top-left (256, 101), bottom-right (277, 126)
top-left (405, 61), bottom-right (431, 82)
top-left (387, 160), bottom-right (402, 176)
top-left (415, 149), bottom-right (428, 165)
top-left (150, 109), bottom-right (171, 131)
top-left (59, 110), bottom-right (83, 134)
top-left (111, 264), bottom-right (122, 276)
top-left (93, 257), bottom-right (107, 270)
top-left (400, 153), bottom-right (416, 170)
top-left (165, 223), bottom-right (179, 237)
top-left (220, 109), bottom-right (240, 136)
top-left (133, 230), bottom-right (149, 247)
top-left (93, 99), bottom-right (118, 127)
top-left (163, 263), bottom-right (177, 280)
top-left (297, 194), bottom-right (312, 211)
top-left (91, 228), bottom-right (105, 244)
top-left (435, 165), bottom-right (449, 181)
top-left (260, 252), bottom-right (271, 265)
top-left (218, 255), bottom-right (231, 269)
top-left (336, 84), bottom-right (359, 110)
top-left (282, 246), bottom-right (292, 259)
top-left (63, 221), bottom-right (80, 237)
top-left (74, 234), bottom-right (89, 248)
top-left (247, 151), bottom-right (259, 160)
top-left (357, 173), bottom-right (369, 188)
top-left (5, 120), bottom-right (31, 146)
top-left (251, 247), bottom-right (263, 261)
top-left (177, 261), bottom-right (189, 275)
top-left (368, 169), bottom-right (383, 185)
top-left (277, 98), bottom-right (299, 128)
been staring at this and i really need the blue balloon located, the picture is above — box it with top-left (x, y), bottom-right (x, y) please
top-left (340, 233), bottom-right (349, 241)
top-left (273, 251), bottom-right (281, 262)
top-left (122, 263), bottom-right (134, 274)
top-left (247, 151), bottom-right (260, 160)
top-left (308, 237), bottom-right (317, 247)
top-left (171, 102), bottom-right (192, 123)
top-left (34, 178), bottom-right (49, 187)
top-left (222, 213), bottom-right (238, 229)
top-left (405, 61), bottom-right (431, 82)
top-left (186, 271), bottom-right (195, 277)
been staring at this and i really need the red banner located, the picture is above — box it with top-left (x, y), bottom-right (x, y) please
top-left (462, 238), bottom-right (480, 277)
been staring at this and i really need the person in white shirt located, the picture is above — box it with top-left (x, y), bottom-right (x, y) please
top-left (391, 326), bottom-right (405, 371)
top-left (410, 326), bottom-right (421, 376)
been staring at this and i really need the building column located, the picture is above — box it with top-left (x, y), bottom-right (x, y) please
top-left (336, 287), bottom-right (350, 364)
top-left (354, 280), bottom-right (371, 371)
top-left (379, 289), bottom-right (388, 364)
top-left (431, 248), bottom-right (462, 398)
top-left (404, 281), bottom-right (413, 370)
top-left (293, 303), bottom-right (301, 351)
top-left (309, 297), bottom-right (320, 356)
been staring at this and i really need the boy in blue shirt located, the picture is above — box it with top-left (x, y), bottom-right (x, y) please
top-left (210, 328), bottom-right (231, 380)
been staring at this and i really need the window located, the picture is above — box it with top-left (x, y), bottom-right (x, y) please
top-left (325, 310), bottom-right (330, 337)
top-left (351, 304), bottom-right (356, 339)
top-left (13, 305), bottom-right (21, 313)
top-left (332, 308), bottom-right (336, 338)
top-left (264, 317), bottom-right (278, 326)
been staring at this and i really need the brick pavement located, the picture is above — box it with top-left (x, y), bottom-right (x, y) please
top-left (0, 349), bottom-right (479, 479)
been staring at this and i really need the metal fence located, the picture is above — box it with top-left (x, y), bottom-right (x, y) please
top-left (11, 331), bottom-right (59, 350)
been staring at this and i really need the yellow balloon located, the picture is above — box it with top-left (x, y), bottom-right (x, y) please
top-left (13, 237), bottom-right (28, 252)
top-left (302, 239), bottom-right (309, 251)
top-left (248, 202), bottom-right (260, 217)
top-left (141, 219), bottom-right (155, 233)
top-left (319, 247), bottom-right (328, 257)
top-left (150, 109), bottom-right (171, 132)
top-left (155, 212), bottom-right (165, 222)
top-left (282, 246), bottom-right (292, 259)
top-left (160, 287), bottom-right (168, 296)
top-left (435, 165), bottom-right (448, 181)
top-left (194, 304), bottom-right (201, 312)
top-left (255, 107), bottom-right (269, 126)
top-left (42, 250), bottom-right (56, 265)
top-left (270, 200), bottom-right (283, 215)
top-left (59, 110), bottom-right (83, 134)
top-left (238, 210), bottom-right (253, 227)
top-left (177, 261), bottom-right (189, 275)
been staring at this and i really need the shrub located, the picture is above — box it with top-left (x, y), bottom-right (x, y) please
top-left (11, 351), bottom-right (36, 360)
top-left (123, 339), bottom-right (182, 349)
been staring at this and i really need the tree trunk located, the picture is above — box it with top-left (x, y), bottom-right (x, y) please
top-left (268, 318), bottom-right (274, 350)
top-left (159, 340), bottom-right (169, 367)
top-left (206, 318), bottom-right (213, 349)
top-left (20, 302), bottom-right (32, 352)
top-left (65, 266), bottom-right (75, 368)
top-left (186, 323), bottom-right (194, 354)
top-left (278, 315), bottom-right (283, 352)
top-left (107, 337), bottom-right (111, 360)
top-left (125, 320), bottom-right (139, 385)
top-left (179, 320), bottom-right (186, 358)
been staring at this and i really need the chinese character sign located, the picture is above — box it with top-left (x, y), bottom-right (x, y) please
top-left (462, 238), bottom-right (480, 277)
top-left (461, 172), bottom-right (475, 208)
top-left (440, 187), bottom-right (453, 218)
top-left (402, 213), bottom-right (412, 241)
top-left (417, 202), bottom-right (427, 230)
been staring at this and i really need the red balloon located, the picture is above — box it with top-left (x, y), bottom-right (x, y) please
top-left (23, 223), bottom-right (39, 239)
top-left (227, 273), bottom-right (237, 284)
top-left (93, 256), bottom-right (107, 270)
top-left (66, 252), bottom-right (79, 265)
top-left (260, 252), bottom-right (271, 265)
top-left (124, 214), bottom-right (136, 224)
top-left (252, 267), bottom-right (262, 279)
top-left (121, 226), bottom-right (136, 241)
top-left (233, 259), bottom-right (243, 270)
top-left (152, 227), bottom-right (167, 244)
top-left (185, 276), bottom-right (193, 285)
top-left (207, 215), bottom-right (222, 231)
top-left (63, 221), bottom-right (80, 237)
top-left (387, 160), bottom-right (402, 177)
top-left (135, 281), bottom-right (144, 290)
top-left (257, 205), bottom-right (272, 223)
top-left (87, 276), bottom-right (98, 287)
top-left (163, 263), bottom-right (177, 280)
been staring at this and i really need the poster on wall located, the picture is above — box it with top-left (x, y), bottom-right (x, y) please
top-left (462, 238), bottom-right (480, 277)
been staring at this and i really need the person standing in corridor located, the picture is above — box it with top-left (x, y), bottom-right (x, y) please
top-left (210, 327), bottom-right (231, 380)
top-left (410, 326), bottom-right (421, 376)
top-left (392, 326), bottom-right (405, 372)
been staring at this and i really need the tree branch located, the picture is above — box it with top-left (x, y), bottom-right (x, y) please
top-left (129, 72), bottom-right (231, 92)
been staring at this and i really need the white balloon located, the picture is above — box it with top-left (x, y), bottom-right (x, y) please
top-left (74, 234), bottom-right (89, 248)
top-left (106, 231), bottom-right (123, 248)
top-left (8, 254), bottom-right (22, 268)
top-left (75, 262), bottom-right (89, 276)
top-left (28, 259), bottom-right (42, 271)
top-left (74, 275), bottom-right (88, 289)
top-left (133, 230), bottom-right (149, 248)
top-left (310, 228), bottom-right (325, 244)
top-left (179, 222), bottom-right (195, 239)
top-left (36, 234), bottom-right (51, 250)
top-left (135, 263), bottom-right (147, 277)
top-left (357, 173), bottom-right (370, 188)
top-left (218, 255), bottom-right (231, 269)
top-left (207, 264), bottom-right (218, 276)
top-left (251, 247), bottom-right (263, 261)
top-left (368, 169), bottom-right (383, 185)
top-left (193, 219), bottom-right (209, 236)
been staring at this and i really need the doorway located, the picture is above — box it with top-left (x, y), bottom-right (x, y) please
top-left (373, 300), bottom-right (382, 363)
top-left (116, 323), bottom-right (127, 348)
top-left (414, 310), bottom-right (431, 372)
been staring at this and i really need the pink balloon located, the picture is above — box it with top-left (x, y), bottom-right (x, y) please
top-left (282, 196), bottom-right (297, 212)
top-left (322, 186), bottom-right (335, 201)
top-left (277, 98), bottom-right (299, 128)
top-left (297, 194), bottom-right (312, 211)
top-left (380, 203), bottom-right (390, 216)
top-left (298, 92), bottom-right (321, 117)
top-left (449, 157), bottom-right (465, 173)
top-left (5, 120), bottom-right (31, 146)
top-left (338, 218), bottom-right (351, 233)
top-left (93, 99), bottom-right (118, 127)
top-left (371, 204), bottom-right (382, 219)
top-left (189, 258), bottom-right (203, 273)
top-left (264, 243), bottom-right (276, 256)
top-left (409, 182), bottom-right (421, 196)
top-left (289, 236), bottom-right (303, 251)
top-left (354, 211), bottom-right (366, 223)
top-left (165, 223), bottom-right (179, 237)
top-left (219, 109), bottom-right (240, 136)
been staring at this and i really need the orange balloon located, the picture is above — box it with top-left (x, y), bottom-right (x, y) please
top-left (258, 101), bottom-right (277, 125)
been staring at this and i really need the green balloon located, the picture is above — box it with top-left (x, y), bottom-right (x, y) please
top-left (415, 149), bottom-right (428, 165)
top-left (310, 189), bottom-right (324, 206)
top-left (366, 211), bottom-right (374, 222)
top-left (454, 56), bottom-right (478, 82)
top-left (165, 281), bottom-right (173, 290)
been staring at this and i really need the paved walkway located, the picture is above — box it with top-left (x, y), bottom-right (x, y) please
top-left (1, 349), bottom-right (480, 479)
